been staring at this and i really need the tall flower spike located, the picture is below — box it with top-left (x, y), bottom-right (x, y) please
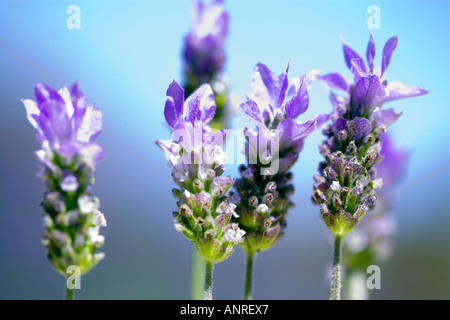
top-left (315, 35), bottom-right (427, 300)
top-left (182, 0), bottom-right (230, 129)
top-left (156, 80), bottom-right (244, 300)
top-left (22, 82), bottom-right (105, 299)
top-left (342, 133), bottom-right (409, 300)
top-left (231, 62), bottom-right (328, 299)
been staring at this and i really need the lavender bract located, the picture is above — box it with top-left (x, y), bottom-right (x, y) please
top-left (156, 80), bottom-right (244, 265)
top-left (182, 0), bottom-right (229, 129)
top-left (231, 62), bottom-right (327, 254)
top-left (22, 82), bottom-right (106, 275)
top-left (313, 35), bottom-right (427, 237)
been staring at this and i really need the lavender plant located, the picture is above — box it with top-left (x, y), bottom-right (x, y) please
top-left (181, 0), bottom-right (230, 299)
top-left (342, 133), bottom-right (409, 300)
top-left (156, 80), bottom-right (245, 300)
top-left (182, 0), bottom-right (230, 129)
top-left (22, 82), bottom-right (105, 300)
top-left (231, 63), bottom-right (327, 299)
top-left (313, 34), bottom-right (427, 300)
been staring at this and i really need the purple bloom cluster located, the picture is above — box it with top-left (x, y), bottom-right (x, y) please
top-left (231, 63), bottom-right (327, 253)
top-left (313, 35), bottom-right (427, 236)
top-left (156, 80), bottom-right (244, 263)
top-left (182, 0), bottom-right (228, 94)
top-left (22, 82), bottom-right (106, 274)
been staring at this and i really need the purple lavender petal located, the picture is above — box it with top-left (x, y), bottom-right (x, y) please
top-left (34, 82), bottom-right (65, 107)
top-left (352, 74), bottom-right (383, 115)
top-left (285, 75), bottom-right (309, 119)
top-left (370, 109), bottom-right (402, 129)
top-left (164, 81), bottom-right (185, 129)
top-left (36, 100), bottom-right (72, 145)
top-left (253, 62), bottom-right (289, 110)
top-left (58, 140), bottom-right (84, 158)
top-left (343, 43), bottom-right (366, 74)
top-left (381, 36), bottom-right (398, 77)
top-left (366, 33), bottom-right (376, 72)
top-left (184, 83), bottom-right (216, 125)
top-left (350, 58), bottom-right (368, 80)
top-left (76, 105), bottom-right (103, 143)
top-left (70, 82), bottom-right (88, 131)
top-left (278, 118), bottom-right (316, 148)
top-left (79, 143), bottom-right (104, 167)
top-left (381, 81), bottom-right (429, 104)
top-left (317, 73), bottom-right (348, 92)
top-left (313, 113), bottom-right (331, 130)
top-left (22, 99), bottom-right (40, 129)
top-left (348, 117), bottom-right (372, 141)
top-left (204, 129), bottom-right (227, 148)
top-left (155, 139), bottom-right (179, 166)
top-left (240, 100), bottom-right (265, 129)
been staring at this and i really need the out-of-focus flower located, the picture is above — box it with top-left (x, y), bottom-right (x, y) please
top-left (182, 0), bottom-right (230, 129)
top-left (23, 82), bottom-right (105, 275)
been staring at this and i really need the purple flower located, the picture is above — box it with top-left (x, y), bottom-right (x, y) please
top-left (319, 34), bottom-right (428, 120)
top-left (183, 0), bottom-right (228, 88)
top-left (22, 82), bottom-right (103, 168)
top-left (22, 82), bottom-right (106, 275)
top-left (313, 35), bottom-right (427, 236)
top-left (377, 134), bottom-right (410, 192)
top-left (232, 63), bottom-right (327, 253)
top-left (156, 80), bottom-right (226, 170)
top-left (240, 62), bottom-right (329, 175)
top-left (156, 80), bottom-right (243, 265)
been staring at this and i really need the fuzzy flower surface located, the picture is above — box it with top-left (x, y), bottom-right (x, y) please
top-left (23, 82), bottom-right (105, 275)
top-left (231, 63), bottom-right (328, 254)
top-left (313, 35), bottom-right (427, 236)
top-left (156, 80), bottom-right (244, 263)
top-left (182, 0), bottom-right (230, 129)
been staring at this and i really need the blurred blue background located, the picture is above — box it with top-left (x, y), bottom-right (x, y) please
top-left (0, 0), bottom-right (449, 299)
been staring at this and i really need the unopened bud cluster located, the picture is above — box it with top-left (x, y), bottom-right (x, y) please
top-left (231, 164), bottom-right (295, 253)
top-left (313, 121), bottom-right (382, 236)
top-left (40, 147), bottom-right (106, 274)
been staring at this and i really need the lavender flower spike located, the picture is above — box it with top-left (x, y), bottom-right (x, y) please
top-left (314, 35), bottom-right (427, 300)
top-left (22, 82), bottom-right (105, 298)
top-left (231, 62), bottom-right (327, 299)
top-left (182, 0), bottom-right (230, 129)
top-left (342, 134), bottom-right (409, 299)
top-left (156, 80), bottom-right (244, 300)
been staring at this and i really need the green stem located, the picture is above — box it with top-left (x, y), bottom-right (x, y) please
top-left (65, 284), bottom-right (74, 300)
top-left (204, 261), bottom-right (214, 300)
top-left (331, 235), bottom-right (342, 300)
top-left (190, 244), bottom-right (205, 300)
top-left (244, 251), bottom-right (255, 300)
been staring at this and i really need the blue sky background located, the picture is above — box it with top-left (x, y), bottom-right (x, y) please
top-left (0, 0), bottom-right (449, 299)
